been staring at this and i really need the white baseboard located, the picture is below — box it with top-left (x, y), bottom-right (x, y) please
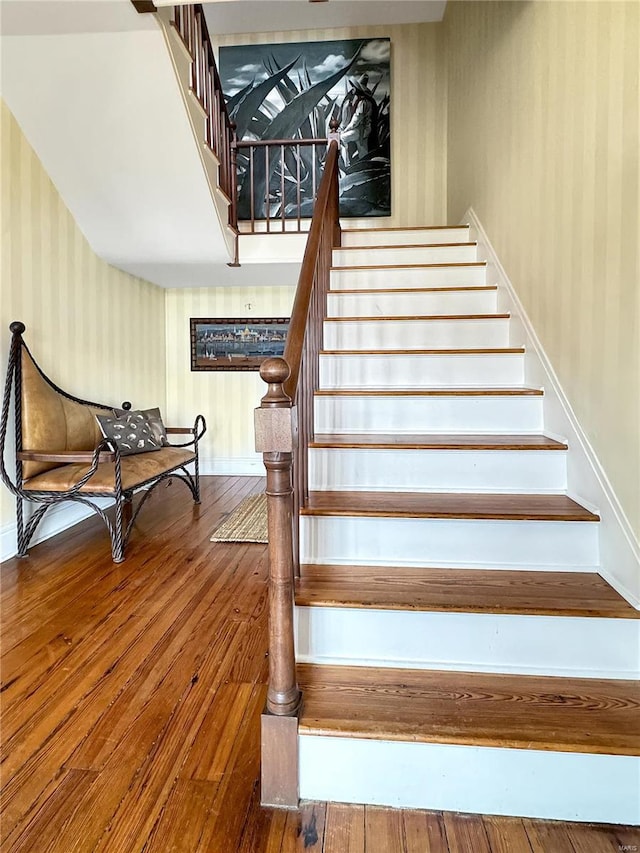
top-left (1, 498), bottom-right (113, 563)
top-left (200, 456), bottom-right (265, 476)
top-left (464, 207), bottom-right (640, 608)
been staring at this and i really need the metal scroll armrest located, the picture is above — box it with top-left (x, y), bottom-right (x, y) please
top-left (165, 414), bottom-right (207, 448)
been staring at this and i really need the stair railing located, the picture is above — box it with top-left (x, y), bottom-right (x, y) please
top-left (234, 138), bottom-right (328, 233)
top-left (170, 4), bottom-right (237, 232)
top-left (255, 139), bottom-right (340, 807)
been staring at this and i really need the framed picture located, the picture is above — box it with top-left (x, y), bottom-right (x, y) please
top-left (190, 318), bottom-right (290, 371)
top-left (219, 37), bottom-right (391, 220)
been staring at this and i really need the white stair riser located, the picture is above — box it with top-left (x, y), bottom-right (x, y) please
top-left (341, 227), bottom-right (471, 247)
top-left (319, 353), bottom-right (524, 388)
top-left (314, 395), bottom-right (544, 433)
top-left (299, 736), bottom-right (640, 824)
top-left (327, 289), bottom-right (498, 317)
top-left (324, 319), bottom-right (510, 350)
top-left (331, 265), bottom-right (487, 290)
top-left (308, 448), bottom-right (567, 492)
top-left (295, 608), bottom-right (638, 679)
top-left (333, 244), bottom-right (478, 267)
top-left (300, 516), bottom-right (599, 570)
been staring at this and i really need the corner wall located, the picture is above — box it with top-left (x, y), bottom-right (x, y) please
top-left (0, 100), bottom-right (167, 554)
top-left (214, 21), bottom-right (448, 228)
top-left (445, 1), bottom-right (640, 539)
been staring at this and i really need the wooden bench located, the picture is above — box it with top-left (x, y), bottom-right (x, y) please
top-left (0, 322), bottom-right (206, 562)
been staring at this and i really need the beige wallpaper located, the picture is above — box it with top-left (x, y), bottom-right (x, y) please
top-left (445, 1), bottom-right (640, 537)
top-left (165, 286), bottom-right (296, 472)
top-left (0, 100), bottom-right (167, 528)
top-left (215, 22), bottom-right (447, 228)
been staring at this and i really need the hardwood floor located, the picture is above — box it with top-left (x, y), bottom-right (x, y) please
top-left (1, 476), bottom-right (637, 852)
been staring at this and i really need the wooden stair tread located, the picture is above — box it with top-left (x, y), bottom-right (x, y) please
top-left (337, 242), bottom-right (477, 250)
top-left (329, 286), bottom-right (497, 294)
top-left (332, 261), bottom-right (486, 271)
top-left (315, 388), bottom-right (544, 397)
top-left (296, 566), bottom-right (638, 618)
top-left (320, 348), bottom-right (525, 355)
top-left (297, 664), bottom-right (640, 755)
top-left (341, 225), bottom-right (469, 233)
top-left (310, 433), bottom-right (568, 450)
top-left (325, 313), bottom-right (508, 321)
top-left (301, 491), bottom-right (599, 521)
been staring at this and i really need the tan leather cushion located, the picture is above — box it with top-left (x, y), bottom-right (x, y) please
top-left (21, 349), bottom-right (105, 480)
top-left (23, 448), bottom-right (195, 494)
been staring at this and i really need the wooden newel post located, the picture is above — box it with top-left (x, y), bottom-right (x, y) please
top-left (255, 357), bottom-right (301, 807)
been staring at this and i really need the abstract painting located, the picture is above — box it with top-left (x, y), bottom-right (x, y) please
top-left (220, 38), bottom-right (391, 219)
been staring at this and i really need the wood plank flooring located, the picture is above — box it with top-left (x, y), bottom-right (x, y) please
top-left (1, 476), bottom-right (637, 851)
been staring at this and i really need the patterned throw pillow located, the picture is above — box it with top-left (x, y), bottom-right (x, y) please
top-left (96, 411), bottom-right (162, 456)
top-left (113, 407), bottom-right (169, 447)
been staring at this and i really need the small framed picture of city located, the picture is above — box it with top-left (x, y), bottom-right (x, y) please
top-left (190, 317), bottom-right (290, 371)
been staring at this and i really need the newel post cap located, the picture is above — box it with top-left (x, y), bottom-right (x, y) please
top-left (259, 357), bottom-right (291, 408)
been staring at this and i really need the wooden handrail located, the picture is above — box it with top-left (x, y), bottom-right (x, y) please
top-left (283, 140), bottom-right (339, 399)
top-left (254, 140), bottom-right (340, 806)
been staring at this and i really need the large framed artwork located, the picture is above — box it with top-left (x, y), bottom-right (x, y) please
top-left (219, 38), bottom-right (391, 219)
top-left (190, 318), bottom-right (289, 371)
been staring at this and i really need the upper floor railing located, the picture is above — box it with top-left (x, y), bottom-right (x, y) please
top-left (235, 138), bottom-right (327, 233)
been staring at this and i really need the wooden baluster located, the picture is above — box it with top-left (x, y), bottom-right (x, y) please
top-left (249, 145), bottom-right (255, 228)
top-left (280, 144), bottom-right (285, 232)
top-left (312, 148), bottom-right (317, 201)
top-left (265, 145), bottom-right (270, 232)
top-left (229, 122), bottom-right (238, 234)
top-left (296, 143), bottom-right (301, 232)
top-left (255, 357), bottom-right (300, 808)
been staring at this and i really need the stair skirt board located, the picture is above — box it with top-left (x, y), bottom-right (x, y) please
top-left (332, 244), bottom-right (478, 267)
top-left (326, 288), bottom-right (498, 317)
top-left (318, 352), bottom-right (524, 388)
top-left (298, 736), bottom-right (640, 824)
top-left (308, 448), bottom-right (567, 492)
top-left (299, 516), bottom-right (599, 570)
top-left (314, 395), bottom-right (544, 433)
top-left (330, 265), bottom-right (487, 290)
top-left (340, 226), bottom-right (471, 247)
top-left (323, 318), bottom-right (511, 350)
top-left (294, 607), bottom-right (639, 679)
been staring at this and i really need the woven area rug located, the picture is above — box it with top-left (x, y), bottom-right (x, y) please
top-left (210, 493), bottom-right (268, 543)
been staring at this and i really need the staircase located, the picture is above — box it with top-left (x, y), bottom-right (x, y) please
top-left (292, 225), bottom-right (640, 823)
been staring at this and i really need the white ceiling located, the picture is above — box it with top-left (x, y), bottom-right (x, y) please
top-left (199, 1), bottom-right (447, 36)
